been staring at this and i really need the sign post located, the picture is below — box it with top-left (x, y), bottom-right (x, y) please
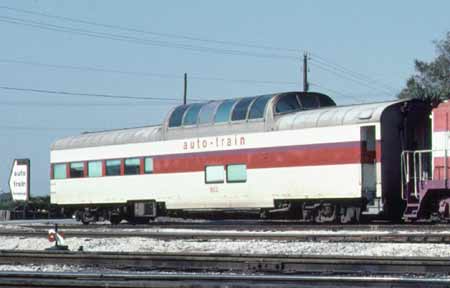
top-left (8, 159), bottom-right (30, 202)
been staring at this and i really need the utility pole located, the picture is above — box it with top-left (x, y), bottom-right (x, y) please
top-left (303, 52), bottom-right (309, 92)
top-left (183, 73), bottom-right (187, 105)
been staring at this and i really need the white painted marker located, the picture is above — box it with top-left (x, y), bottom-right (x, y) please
top-left (8, 159), bottom-right (30, 202)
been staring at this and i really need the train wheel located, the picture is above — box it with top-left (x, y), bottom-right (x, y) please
top-left (259, 209), bottom-right (269, 219)
top-left (314, 204), bottom-right (337, 223)
top-left (80, 212), bottom-right (91, 225)
top-left (109, 215), bottom-right (122, 225)
top-left (340, 206), bottom-right (361, 224)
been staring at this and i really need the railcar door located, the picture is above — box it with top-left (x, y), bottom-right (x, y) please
top-left (361, 126), bottom-right (377, 203)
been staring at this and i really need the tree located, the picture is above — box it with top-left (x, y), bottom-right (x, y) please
top-left (398, 32), bottom-right (450, 100)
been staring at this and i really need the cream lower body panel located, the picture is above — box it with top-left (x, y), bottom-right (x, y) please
top-left (51, 164), bottom-right (363, 209)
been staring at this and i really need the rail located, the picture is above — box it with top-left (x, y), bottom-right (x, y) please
top-left (0, 271), bottom-right (449, 288)
top-left (3, 228), bottom-right (450, 243)
top-left (1, 250), bottom-right (450, 275)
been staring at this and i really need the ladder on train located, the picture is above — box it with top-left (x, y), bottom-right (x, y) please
top-left (401, 149), bottom-right (448, 220)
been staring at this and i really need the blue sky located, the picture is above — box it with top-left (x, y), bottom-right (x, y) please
top-left (0, 0), bottom-right (449, 196)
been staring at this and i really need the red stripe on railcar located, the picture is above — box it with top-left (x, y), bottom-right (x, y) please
top-left (139, 158), bottom-right (145, 174)
top-left (120, 159), bottom-right (125, 176)
top-left (154, 141), bottom-right (367, 174)
top-left (361, 142), bottom-right (381, 163)
top-left (83, 161), bottom-right (88, 177)
top-left (433, 157), bottom-right (450, 179)
top-left (101, 160), bottom-right (106, 177)
top-left (376, 142), bottom-right (381, 162)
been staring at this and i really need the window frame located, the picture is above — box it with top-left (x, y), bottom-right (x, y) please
top-left (198, 101), bottom-right (221, 126)
top-left (298, 94), bottom-right (319, 110)
top-left (247, 94), bottom-right (272, 120)
top-left (274, 93), bottom-right (302, 115)
top-left (204, 165), bottom-right (225, 184)
top-left (87, 160), bottom-right (103, 178)
top-left (144, 157), bottom-right (154, 174)
top-left (69, 161), bottom-right (85, 178)
top-left (168, 105), bottom-right (190, 128)
top-left (231, 97), bottom-right (256, 122)
top-left (316, 94), bottom-right (336, 107)
top-left (182, 103), bottom-right (203, 127)
top-left (124, 157), bottom-right (141, 175)
top-left (105, 159), bottom-right (122, 176)
top-left (214, 99), bottom-right (237, 124)
top-left (52, 163), bottom-right (68, 180)
top-left (226, 163), bottom-right (247, 183)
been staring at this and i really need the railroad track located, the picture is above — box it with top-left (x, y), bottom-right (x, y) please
top-left (0, 250), bottom-right (450, 276)
top-left (20, 220), bottom-right (450, 232)
top-left (3, 228), bottom-right (450, 243)
top-left (0, 271), bottom-right (449, 288)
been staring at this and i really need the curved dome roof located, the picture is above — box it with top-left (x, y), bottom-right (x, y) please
top-left (165, 91), bottom-right (335, 128)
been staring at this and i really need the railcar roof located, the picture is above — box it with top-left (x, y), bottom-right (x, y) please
top-left (51, 98), bottom-right (411, 151)
top-left (51, 125), bottom-right (162, 150)
top-left (276, 98), bottom-right (410, 130)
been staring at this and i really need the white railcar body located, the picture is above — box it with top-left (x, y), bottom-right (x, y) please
top-left (50, 92), bottom-right (430, 223)
top-left (51, 124), bottom-right (375, 208)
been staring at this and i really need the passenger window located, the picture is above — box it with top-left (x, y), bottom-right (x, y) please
top-left (53, 163), bottom-right (67, 179)
top-left (231, 97), bottom-right (255, 121)
top-left (124, 158), bottom-right (140, 175)
top-left (275, 94), bottom-right (301, 113)
top-left (317, 95), bottom-right (336, 107)
top-left (205, 165), bottom-right (224, 183)
top-left (105, 159), bottom-right (121, 176)
top-left (88, 161), bottom-right (102, 177)
top-left (183, 103), bottom-right (203, 126)
top-left (198, 101), bottom-right (220, 124)
top-left (144, 157), bottom-right (153, 174)
top-left (299, 94), bottom-right (318, 109)
top-left (168, 105), bottom-right (189, 128)
top-left (214, 99), bottom-right (237, 123)
top-left (69, 162), bottom-right (84, 178)
top-left (227, 164), bottom-right (247, 183)
top-left (248, 94), bottom-right (272, 119)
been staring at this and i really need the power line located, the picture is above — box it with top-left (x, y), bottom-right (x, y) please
top-left (0, 86), bottom-right (204, 102)
top-left (309, 82), bottom-right (364, 103)
top-left (310, 52), bottom-right (398, 90)
top-left (0, 58), bottom-right (298, 86)
top-left (0, 59), bottom-right (183, 79)
top-left (0, 8), bottom-right (399, 98)
top-left (0, 6), bottom-right (400, 101)
top-left (0, 125), bottom-right (105, 131)
top-left (190, 75), bottom-right (297, 85)
top-left (309, 52), bottom-right (398, 93)
top-left (309, 61), bottom-right (393, 97)
top-left (0, 100), bottom-right (173, 107)
top-left (310, 58), bottom-right (397, 95)
top-left (0, 15), bottom-right (297, 61)
top-left (0, 5), bottom-right (299, 53)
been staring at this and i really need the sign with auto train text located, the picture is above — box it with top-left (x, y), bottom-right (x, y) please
top-left (9, 159), bottom-right (30, 202)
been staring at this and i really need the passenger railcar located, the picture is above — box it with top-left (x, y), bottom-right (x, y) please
top-left (50, 91), bottom-right (434, 224)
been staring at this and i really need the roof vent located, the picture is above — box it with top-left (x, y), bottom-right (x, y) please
top-left (358, 110), bottom-right (373, 120)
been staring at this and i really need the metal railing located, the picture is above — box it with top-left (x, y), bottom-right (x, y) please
top-left (401, 149), bottom-right (448, 200)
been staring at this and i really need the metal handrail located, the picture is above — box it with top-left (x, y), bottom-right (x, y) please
top-left (400, 150), bottom-right (415, 200)
top-left (401, 149), bottom-right (448, 199)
